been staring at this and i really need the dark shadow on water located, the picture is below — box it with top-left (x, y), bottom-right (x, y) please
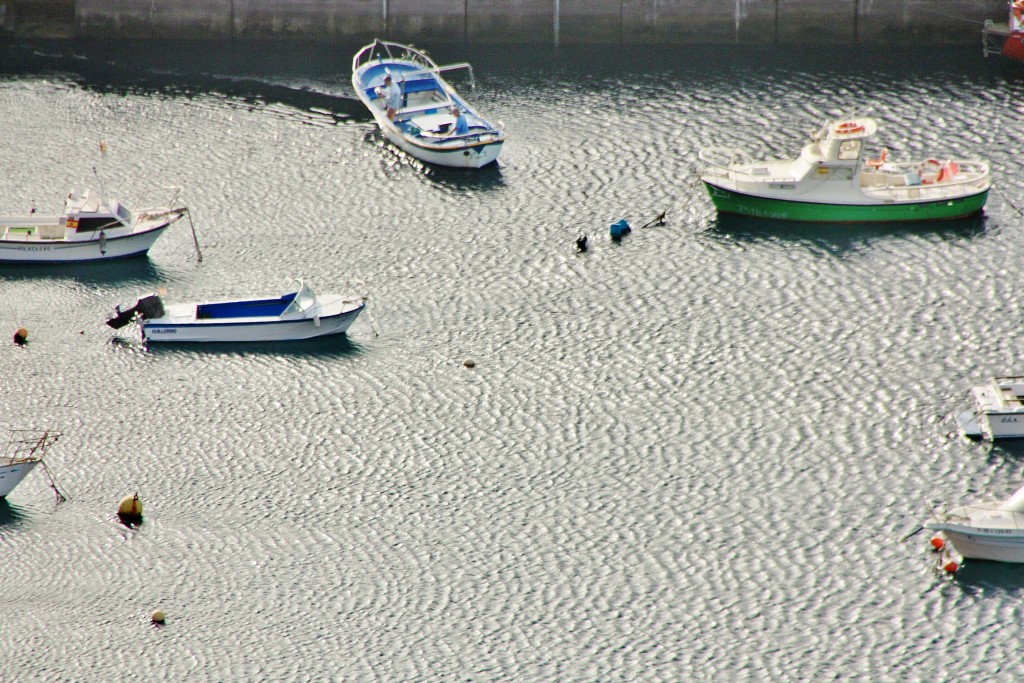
top-left (0, 257), bottom-right (170, 286)
top-left (363, 129), bottom-right (507, 192)
top-left (950, 560), bottom-right (1024, 596)
top-left (4, 39), bottom-right (1010, 132)
top-left (141, 334), bottom-right (367, 359)
top-left (0, 498), bottom-right (29, 527)
top-left (986, 439), bottom-right (1024, 464)
top-left (706, 212), bottom-right (988, 255)
top-left (420, 161), bottom-right (506, 192)
top-left (0, 39), bottom-right (365, 122)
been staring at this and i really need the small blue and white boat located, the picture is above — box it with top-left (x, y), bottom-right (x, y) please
top-left (108, 280), bottom-right (365, 343)
top-left (351, 40), bottom-right (506, 168)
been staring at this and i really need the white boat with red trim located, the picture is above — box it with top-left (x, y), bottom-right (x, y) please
top-left (983, 0), bottom-right (1024, 62)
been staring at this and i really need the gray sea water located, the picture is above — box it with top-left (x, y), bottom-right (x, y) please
top-left (2, 39), bottom-right (1024, 681)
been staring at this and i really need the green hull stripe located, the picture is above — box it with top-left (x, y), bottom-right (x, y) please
top-left (703, 183), bottom-right (989, 222)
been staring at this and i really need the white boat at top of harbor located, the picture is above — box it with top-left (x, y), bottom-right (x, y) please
top-left (699, 112), bottom-right (991, 223)
top-left (0, 430), bottom-right (60, 499)
top-left (107, 280), bottom-right (365, 343)
top-left (925, 481), bottom-right (1024, 563)
top-left (352, 40), bottom-right (506, 168)
top-left (0, 186), bottom-right (188, 263)
top-left (956, 376), bottom-right (1024, 439)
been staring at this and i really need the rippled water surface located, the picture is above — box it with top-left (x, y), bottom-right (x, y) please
top-left (3, 39), bottom-right (1024, 681)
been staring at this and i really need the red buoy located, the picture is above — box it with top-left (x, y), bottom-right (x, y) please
top-left (943, 560), bottom-right (959, 573)
top-left (930, 537), bottom-right (945, 551)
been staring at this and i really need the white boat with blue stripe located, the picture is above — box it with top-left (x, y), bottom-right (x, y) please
top-left (352, 40), bottom-right (506, 168)
top-left (108, 280), bottom-right (365, 343)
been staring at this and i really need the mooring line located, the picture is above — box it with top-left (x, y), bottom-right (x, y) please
top-left (995, 184), bottom-right (1024, 220)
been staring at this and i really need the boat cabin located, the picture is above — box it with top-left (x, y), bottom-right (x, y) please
top-left (795, 117), bottom-right (878, 179)
top-left (64, 189), bottom-right (132, 233)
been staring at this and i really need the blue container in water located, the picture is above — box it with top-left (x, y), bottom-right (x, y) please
top-left (609, 219), bottom-right (631, 240)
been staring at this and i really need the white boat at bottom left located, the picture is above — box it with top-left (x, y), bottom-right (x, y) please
top-left (0, 430), bottom-right (61, 498)
top-left (107, 280), bottom-right (365, 343)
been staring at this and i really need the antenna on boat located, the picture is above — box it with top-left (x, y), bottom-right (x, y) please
top-left (844, 104), bottom-right (874, 119)
top-left (92, 165), bottom-right (108, 211)
top-left (95, 140), bottom-right (110, 210)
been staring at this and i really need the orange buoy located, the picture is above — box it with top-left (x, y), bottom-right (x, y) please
top-left (943, 560), bottom-right (959, 573)
top-left (117, 493), bottom-right (143, 524)
top-left (13, 327), bottom-right (27, 345)
top-left (929, 537), bottom-right (945, 551)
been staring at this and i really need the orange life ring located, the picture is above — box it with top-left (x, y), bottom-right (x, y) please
top-left (834, 121), bottom-right (865, 135)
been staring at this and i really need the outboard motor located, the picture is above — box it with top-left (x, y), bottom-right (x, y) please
top-left (135, 294), bottom-right (165, 319)
top-left (106, 294), bottom-right (165, 329)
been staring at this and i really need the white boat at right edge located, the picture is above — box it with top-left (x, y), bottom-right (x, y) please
top-left (956, 376), bottom-right (1024, 439)
top-left (925, 481), bottom-right (1024, 563)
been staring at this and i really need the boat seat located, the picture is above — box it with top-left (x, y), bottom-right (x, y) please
top-left (38, 224), bottom-right (65, 239)
top-left (860, 171), bottom-right (885, 186)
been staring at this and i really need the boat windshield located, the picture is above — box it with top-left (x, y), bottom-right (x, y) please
top-left (282, 281), bottom-right (316, 316)
top-left (115, 202), bottom-right (134, 226)
top-left (838, 140), bottom-right (861, 160)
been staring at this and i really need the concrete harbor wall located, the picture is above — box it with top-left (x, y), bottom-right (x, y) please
top-left (0, 0), bottom-right (1008, 45)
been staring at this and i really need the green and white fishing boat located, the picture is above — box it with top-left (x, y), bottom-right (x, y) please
top-left (699, 115), bottom-right (991, 223)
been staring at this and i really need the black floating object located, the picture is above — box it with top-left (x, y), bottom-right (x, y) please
top-left (575, 234), bottom-right (588, 252)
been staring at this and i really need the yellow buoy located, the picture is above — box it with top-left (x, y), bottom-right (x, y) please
top-left (13, 327), bottom-right (27, 345)
top-left (151, 609), bottom-right (166, 624)
top-left (117, 493), bottom-right (143, 524)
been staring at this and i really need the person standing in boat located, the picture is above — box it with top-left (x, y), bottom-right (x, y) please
top-left (452, 106), bottom-right (469, 135)
top-left (380, 75), bottom-right (402, 120)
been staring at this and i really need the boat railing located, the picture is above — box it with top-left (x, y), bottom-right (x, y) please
top-left (699, 146), bottom-right (754, 171)
top-left (937, 505), bottom-right (1024, 530)
top-left (126, 186), bottom-right (187, 225)
top-left (2, 429), bottom-right (60, 466)
top-left (352, 40), bottom-right (438, 75)
top-left (860, 161), bottom-right (990, 201)
top-left (698, 147), bottom-right (798, 183)
top-left (402, 63), bottom-right (476, 90)
top-left (983, 20), bottom-right (1012, 57)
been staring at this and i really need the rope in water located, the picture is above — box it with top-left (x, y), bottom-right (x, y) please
top-left (40, 460), bottom-right (69, 503)
top-left (995, 183), bottom-right (1024, 219)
